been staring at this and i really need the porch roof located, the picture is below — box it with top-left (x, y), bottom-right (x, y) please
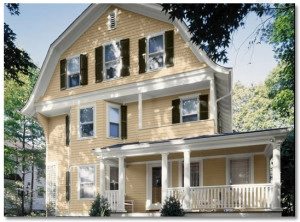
top-left (92, 128), bottom-right (289, 158)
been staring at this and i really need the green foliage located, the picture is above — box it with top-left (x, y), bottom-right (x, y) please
top-left (4, 181), bottom-right (22, 216)
top-left (232, 82), bottom-right (291, 132)
top-left (4, 4), bottom-right (37, 85)
top-left (281, 129), bottom-right (295, 216)
top-left (89, 194), bottom-right (111, 217)
top-left (161, 196), bottom-right (185, 216)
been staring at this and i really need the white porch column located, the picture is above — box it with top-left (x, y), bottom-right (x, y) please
top-left (161, 153), bottom-right (169, 204)
top-left (272, 141), bottom-right (282, 210)
top-left (183, 150), bottom-right (191, 210)
top-left (209, 78), bottom-right (217, 133)
top-left (118, 156), bottom-right (126, 212)
top-left (138, 93), bottom-right (143, 129)
top-left (99, 158), bottom-right (105, 196)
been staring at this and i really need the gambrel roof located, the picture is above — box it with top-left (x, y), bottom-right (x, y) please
top-left (21, 3), bottom-right (232, 132)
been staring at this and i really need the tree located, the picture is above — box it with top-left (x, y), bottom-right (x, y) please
top-left (4, 3), bottom-right (37, 85)
top-left (4, 68), bottom-right (45, 216)
top-left (232, 81), bottom-right (291, 132)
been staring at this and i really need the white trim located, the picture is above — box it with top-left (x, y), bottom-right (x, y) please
top-left (146, 162), bottom-right (162, 211)
top-left (106, 103), bottom-right (121, 139)
top-left (108, 9), bottom-right (117, 30)
top-left (77, 104), bottom-right (96, 140)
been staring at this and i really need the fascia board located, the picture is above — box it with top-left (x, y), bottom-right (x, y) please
top-left (92, 128), bottom-right (289, 158)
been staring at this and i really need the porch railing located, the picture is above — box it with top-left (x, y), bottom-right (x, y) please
top-left (167, 184), bottom-right (273, 210)
top-left (104, 190), bottom-right (119, 212)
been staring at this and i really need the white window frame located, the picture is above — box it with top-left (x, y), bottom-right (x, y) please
top-left (78, 165), bottom-right (96, 200)
top-left (146, 31), bottom-right (166, 72)
top-left (66, 54), bottom-right (81, 89)
top-left (106, 103), bottom-right (121, 139)
top-left (227, 155), bottom-right (254, 185)
top-left (179, 93), bottom-right (200, 123)
top-left (180, 160), bottom-right (202, 187)
top-left (103, 40), bottom-right (121, 81)
top-left (78, 104), bottom-right (96, 139)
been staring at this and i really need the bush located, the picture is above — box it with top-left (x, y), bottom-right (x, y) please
top-left (160, 196), bottom-right (185, 216)
top-left (89, 194), bottom-right (111, 217)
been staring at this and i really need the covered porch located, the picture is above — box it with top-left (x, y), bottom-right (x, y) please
top-left (92, 128), bottom-right (288, 214)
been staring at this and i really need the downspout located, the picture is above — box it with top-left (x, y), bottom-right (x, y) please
top-left (215, 70), bottom-right (233, 133)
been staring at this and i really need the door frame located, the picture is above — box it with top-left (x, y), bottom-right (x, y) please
top-left (146, 163), bottom-right (162, 210)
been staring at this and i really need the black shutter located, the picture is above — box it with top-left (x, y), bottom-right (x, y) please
top-left (95, 46), bottom-right (103, 83)
top-left (172, 99), bottom-right (181, 124)
top-left (60, 59), bottom-right (67, 90)
top-left (138, 38), bottom-right (146, 74)
top-left (121, 105), bottom-right (127, 139)
top-left (66, 171), bottom-right (70, 201)
top-left (80, 54), bottom-right (88, 85)
top-left (66, 115), bottom-right (70, 146)
top-left (120, 39), bottom-right (130, 77)
top-left (199, 95), bottom-right (209, 120)
top-left (165, 30), bottom-right (174, 67)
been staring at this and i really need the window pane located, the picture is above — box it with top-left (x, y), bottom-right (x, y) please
top-left (80, 183), bottom-right (94, 198)
top-left (80, 108), bottom-right (93, 123)
top-left (110, 107), bottom-right (119, 123)
top-left (80, 166), bottom-right (94, 183)
top-left (149, 35), bottom-right (163, 54)
top-left (182, 115), bottom-right (198, 122)
top-left (105, 42), bottom-right (120, 62)
top-left (230, 159), bottom-right (250, 184)
top-left (68, 74), bottom-right (80, 88)
top-left (106, 63), bottom-right (121, 79)
top-left (110, 167), bottom-right (119, 190)
top-left (110, 123), bottom-right (119, 137)
top-left (149, 54), bottom-right (164, 70)
top-left (67, 57), bottom-right (80, 74)
top-left (80, 123), bottom-right (94, 137)
top-left (182, 98), bottom-right (198, 116)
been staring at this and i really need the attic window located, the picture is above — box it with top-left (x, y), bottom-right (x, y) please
top-left (108, 10), bottom-right (117, 30)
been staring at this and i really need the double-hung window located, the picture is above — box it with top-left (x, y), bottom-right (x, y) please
top-left (229, 158), bottom-right (250, 184)
top-left (139, 30), bottom-right (174, 73)
top-left (181, 97), bottom-right (199, 122)
top-left (60, 54), bottom-right (88, 90)
top-left (182, 162), bottom-right (200, 187)
top-left (79, 166), bottom-right (95, 199)
top-left (104, 41), bottom-right (121, 80)
top-left (79, 106), bottom-right (95, 138)
top-left (108, 104), bottom-right (120, 138)
top-left (109, 166), bottom-right (119, 190)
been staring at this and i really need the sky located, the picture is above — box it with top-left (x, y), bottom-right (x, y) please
top-left (3, 3), bottom-right (280, 86)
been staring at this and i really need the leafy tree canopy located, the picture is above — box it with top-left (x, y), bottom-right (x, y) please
top-left (4, 3), bottom-right (37, 85)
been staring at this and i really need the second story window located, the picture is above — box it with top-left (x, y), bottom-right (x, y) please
top-left (60, 54), bottom-right (88, 90)
top-left (95, 39), bottom-right (130, 83)
top-left (79, 106), bottom-right (95, 138)
top-left (106, 103), bottom-right (127, 140)
top-left (172, 94), bottom-right (209, 124)
top-left (139, 30), bottom-right (174, 73)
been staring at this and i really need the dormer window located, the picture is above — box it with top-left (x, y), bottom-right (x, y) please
top-left (108, 10), bottom-right (117, 30)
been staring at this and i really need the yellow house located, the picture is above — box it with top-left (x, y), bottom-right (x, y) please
top-left (22, 4), bottom-right (289, 217)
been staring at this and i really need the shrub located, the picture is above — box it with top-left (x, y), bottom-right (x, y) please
top-left (160, 196), bottom-right (185, 216)
top-left (89, 194), bottom-right (111, 217)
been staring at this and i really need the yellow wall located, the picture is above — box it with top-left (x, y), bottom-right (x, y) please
top-left (203, 158), bottom-right (226, 186)
top-left (125, 164), bottom-right (147, 212)
top-left (39, 6), bottom-right (207, 103)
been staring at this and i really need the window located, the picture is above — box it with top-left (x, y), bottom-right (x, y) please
top-left (230, 158), bottom-right (250, 184)
top-left (108, 10), bottom-right (117, 30)
top-left (108, 104), bottom-right (120, 138)
top-left (110, 166), bottom-right (119, 190)
top-left (172, 94), bottom-right (209, 124)
top-left (95, 39), bottom-right (130, 82)
top-left (79, 106), bottom-right (94, 138)
top-left (105, 42), bottom-right (121, 80)
top-left (182, 162), bottom-right (200, 187)
top-left (139, 30), bottom-right (174, 73)
top-left (79, 166), bottom-right (95, 199)
top-left (107, 103), bottom-right (127, 139)
top-left (60, 54), bottom-right (87, 90)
